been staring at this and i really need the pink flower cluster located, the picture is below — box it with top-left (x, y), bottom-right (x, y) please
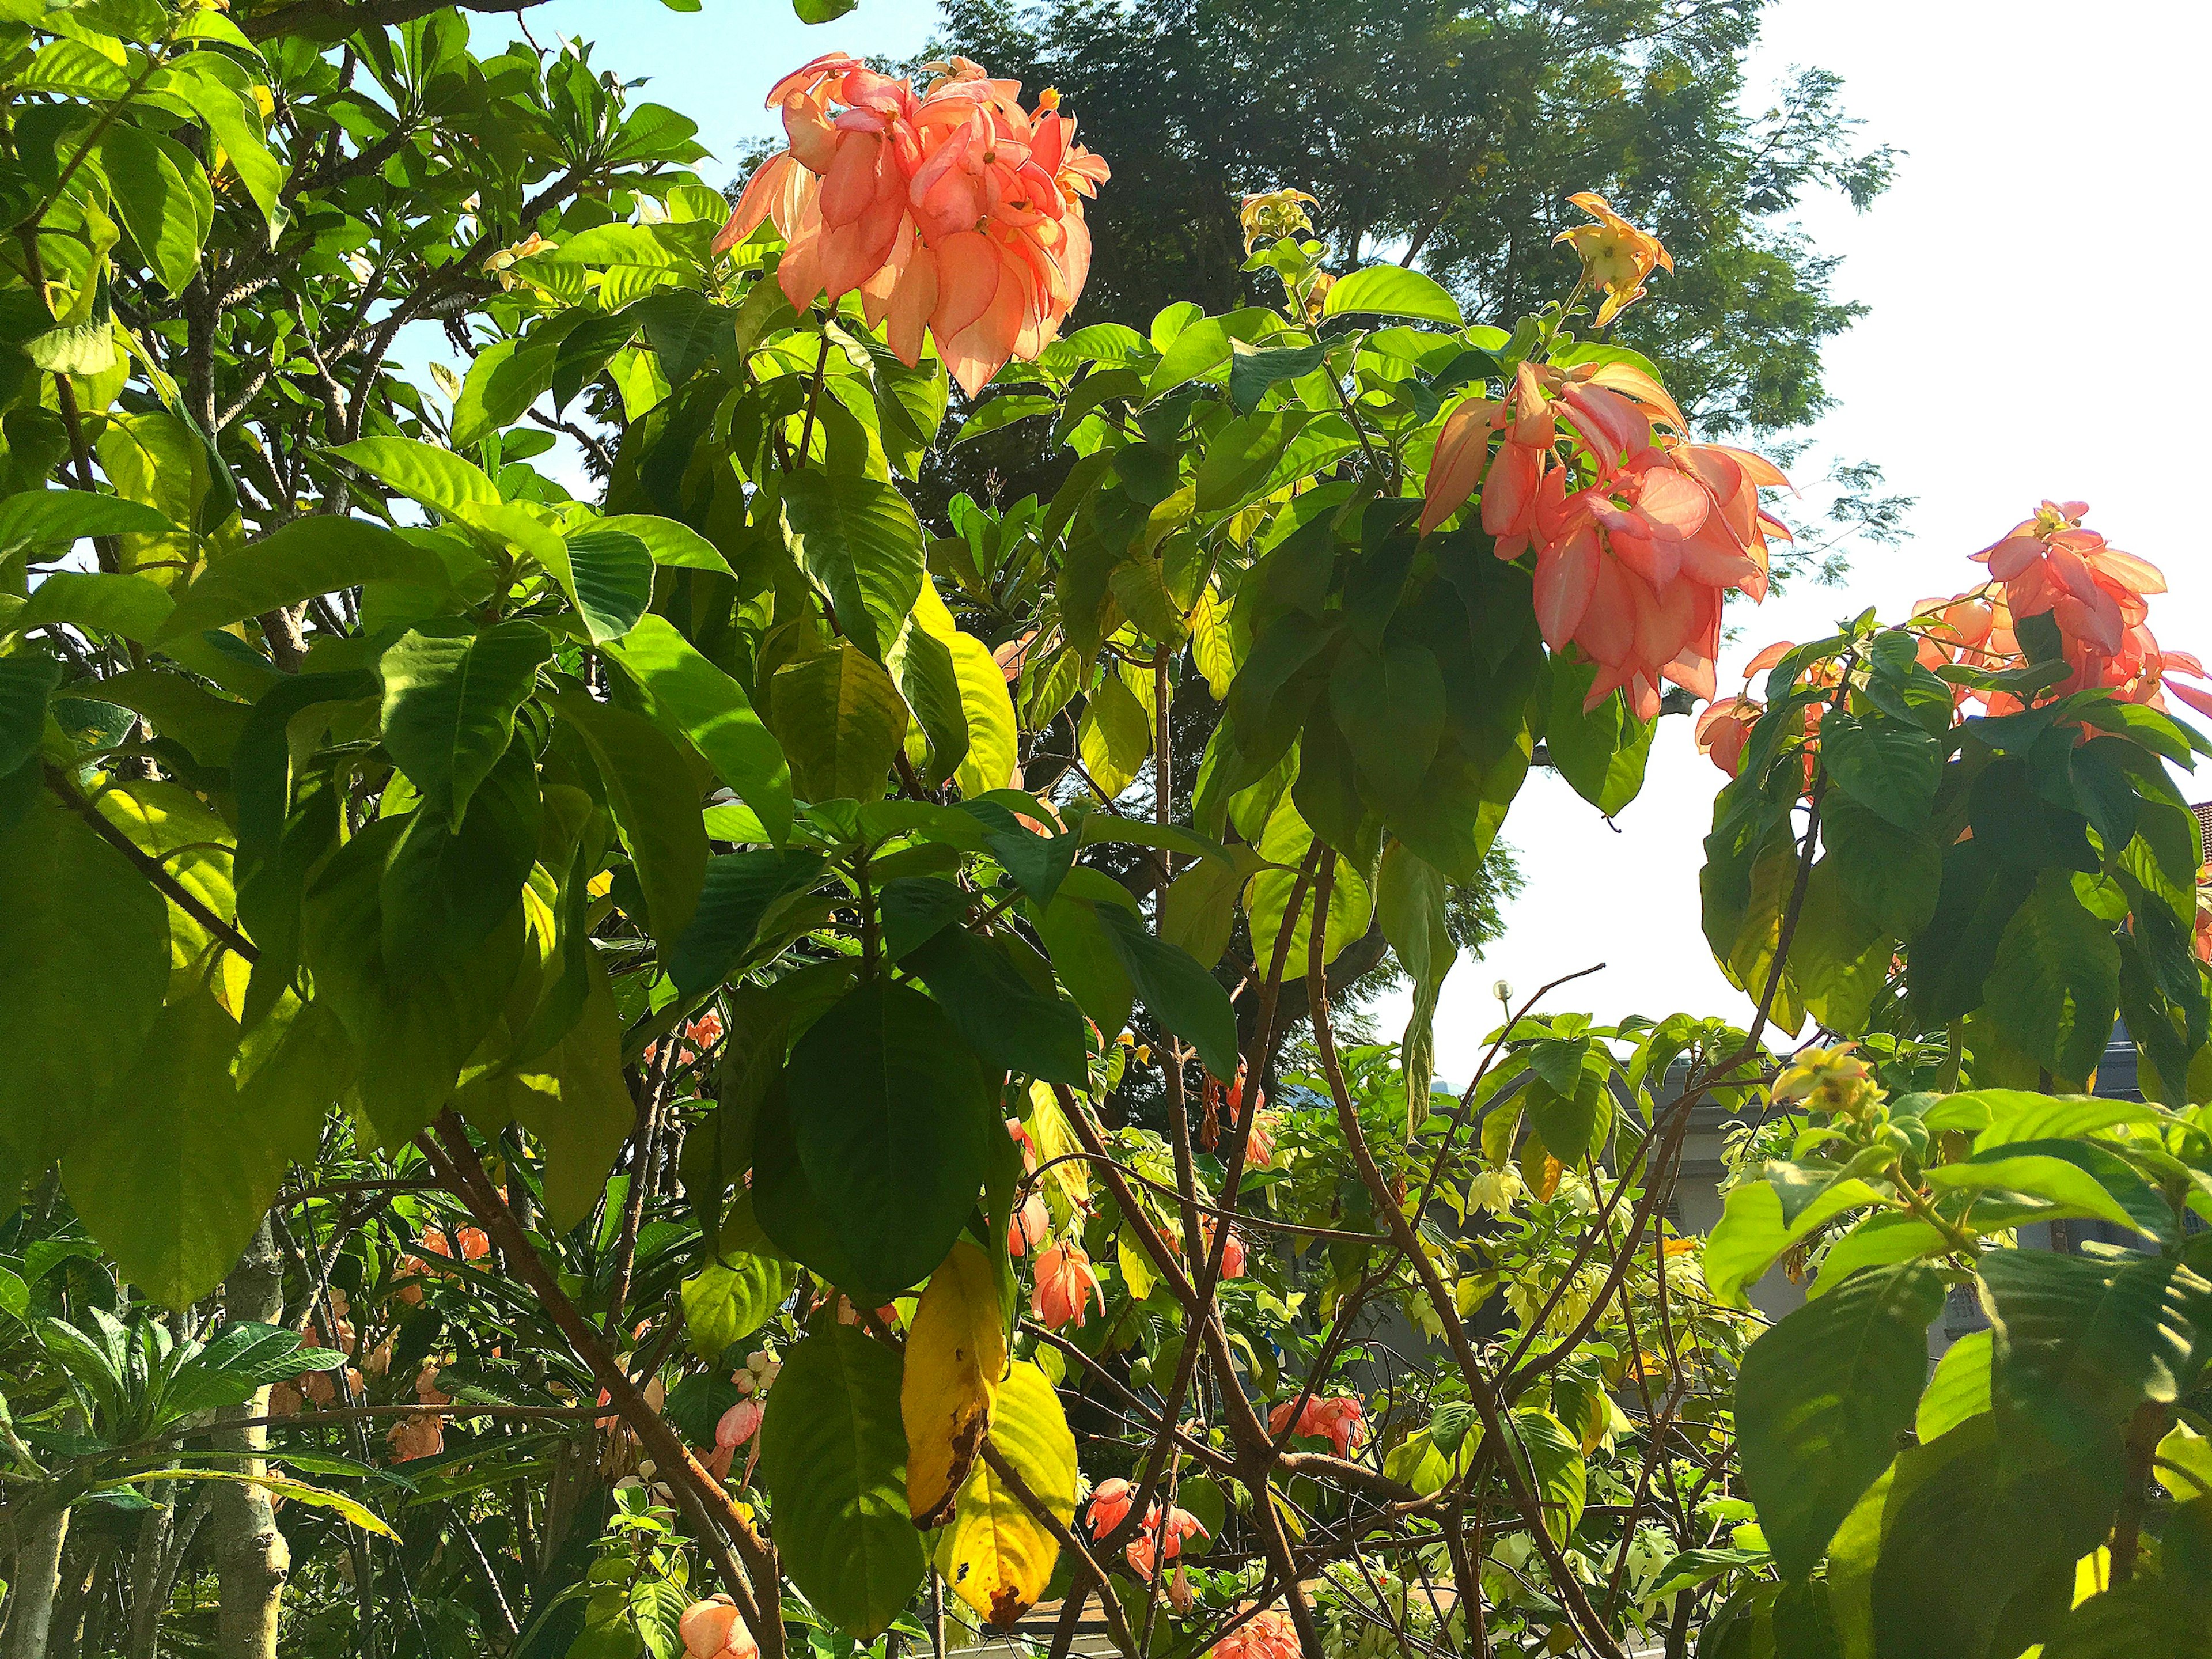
top-left (1423, 360), bottom-right (1789, 721)
top-left (1267, 1393), bottom-right (1367, 1458)
top-left (1697, 502), bottom-right (2212, 779)
top-left (717, 54), bottom-right (1109, 396)
top-left (1085, 1479), bottom-right (1210, 1580)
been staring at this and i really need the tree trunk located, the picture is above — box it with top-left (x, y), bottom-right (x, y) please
top-left (0, 1503), bottom-right (70, 1659)
top-left (207, 1218), bottom-right (290, 1659)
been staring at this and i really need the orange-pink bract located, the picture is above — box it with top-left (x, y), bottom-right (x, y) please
top-left (679, 1597), bottom-right (760, 1659)
top-left (1031, 1241), bottom-right (1104, 1329)
top-left (1208, 1609), bottom-right (1301, 1659)
top-left (716, 53), bottom-right (1108, 397)
top-left (1419, 318), bottom-right (1785, 721)
top-left (1268, 1393), bottom-right (1367, 1458)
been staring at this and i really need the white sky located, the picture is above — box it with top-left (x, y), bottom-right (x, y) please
top-left (502, 0), bottom-right (2212, 1077)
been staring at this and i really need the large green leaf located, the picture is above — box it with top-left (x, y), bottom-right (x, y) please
top-left (1093, 902), bottom-right (1238, 1081)
top-left (1736, 1263), bottom-right (1944, 1581)
top-left (1500, 1408), bottom-right (1584, 1544)
top-left (1820, 795), bottom-right (1941, 937)
top-left (101, 123), bottom-right (212, 296)
top-left (1321, 264), bottom-right (1464, 327)
top-left (1983, 870), bottom-right (2121, 1085)
top-left (757, 1324), bottom-right (923, 1639)
top-left (1543, 656), bottom-right (1654, 816)
top-left (768, 643), bottom-right (908, 804)
top-left (0, 805), bottom-right (170, 1198)
top-left (378, 619), bottom-right (552, 823)
top-left (550, 684), bottom-right (707, 949)
top-left (666, 849), bottom-right (827, 998)
top-left (0, 488), bottom-right (176, 556)
top-left (9, 571), bottom-right (175, 644)
top-left (603, 616), bottom-right (791, 842)
top-left (59, 986), bottom-right (285, 1309)
top-left (1984, 1248), bottom-right (2212, 1452)
top-left (377, 738), bottom-right (540, 974)
top-left (0, 652), bottom-right (60, 775)
top-left (449, 335), bottom-right (560, 449)
top-left (540, 528), bottom-right (654, 645)
top-left (1331, 637), bottom-right (1445, 804)
top-left (328, 439), bottom-right (500, 518)
top-left (904, 925), bottom-right (1089, 1086)
top-left (783, 976), bottom-right (994, 1291)
top-left (157, 517), bottom-right (450, 641)
top-left (298, 816), bottom-right (522, 1145)
top-left (779, 471), bottom-right (927, 662)
top-left (1075, 670), bottom-right (1150, 799)
top-left (1819, 711), bottom-right (1941, 831)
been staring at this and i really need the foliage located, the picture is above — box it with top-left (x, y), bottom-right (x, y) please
top-left (0, 6), bottom-right (2207, 1659)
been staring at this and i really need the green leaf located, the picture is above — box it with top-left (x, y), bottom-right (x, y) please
top-left (101, 124), bottom-right (212, 296)
top-left (328, 438), bottom-right (500, 518)
top-left (377, 738), bottom-right (539, 974)
top-left (768, 643), bottom-right (908, 804)
top-left (1321, 264), bottom-right (1463, 327)
top-left (0, 805), bottom-right (169, 1198)
top-left (1923, 1146), bottom-right (2160, 1239)
top-left (378, 620), bottom-right (552, 823)
top-left (1983, 870), bottom-right (2122, 1086)
top-left (449, 335), bottom-right (559, 449)
top-left (906, 925), bottom-right (1089, 1085)
top-left (1229, 339), bottom-right (1330, 413)
top-left (124, 1469), bottom-right (398, 1538)
top-left (1331, 637), bottom-right (1445, 804)
top-left (550, 684), bottom-right (707, 949)
top-left (780, 472), bottom-right (927, 663)
top-left (1499, 1408), bottom-right (1584, 1544)
top-left (681, 1197), bottom-right (796, 1360)
top-left (667, 849), bottom-right (827, 998)
top-left (1145, 315), bottom-right (1230, 401)
top-left (783, 976), bottom-right (995, 1290)
top-left (945, 630), bottom-right (1018, 802)
top-left (1984, 1248), bottom-right (2212, 1452)
top-left (1521, 1050), bottom-right (1613, 1168)
top-left (1093, 902), bottom-right (1238, 1081)
top-left (158, 517), bottom-right (450, 641)
top-left (1915, 1329), bottom-right (1991, 1442)
top-left (59, 986), bottom-right (286, 1309)
top-left (539, 528), bottom-right (653, 645)
top-left (1736, 1263), bottom-right (1944, 1581)
top-left (1160, 858), bottom-right (1241, 971)
top-left (0, 488), bottom-right (175, 556)
top-left (952, 393), bottom-right (1055, 446)
top-left (603, 616), bottom-right (791, 842)
top-left (10, 571), bottom-right (174, 644)
top-left (1704, 1176), bottom-right (1887, 1309)
top-left (757, 1324), bottom-right (922, 1639)
top-left (1820, 796), bottom-right (1941, 937)
top-left (592, 513), bottom-right (732, 573)
top-left (0, 651), bottom-right (61, 775)
top-left (1544, 657), bottom-right (1654, 815)
top-left (632, 289), bottom-right (723, 386)
top-left (793, 0), bottom-right (857, 18)
top-left (1819, 711), bottom-right (1941, 831)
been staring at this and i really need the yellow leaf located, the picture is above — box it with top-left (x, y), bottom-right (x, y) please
top-left (935, 1362), bottom-right (1075, 1628)
top-left (1025, 1082), bottom-right (1091, 1214)
top-left (1118, 1234), bottom-right (1155, 1303)
top-left (902, 1241), bottom-right (1007, 1525)
top-left (125, 1469), bottom-right (397, 1539)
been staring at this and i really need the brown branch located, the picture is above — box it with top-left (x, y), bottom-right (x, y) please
top-left (45, 768), bottom-right (260, 964)
top-left (416, 1114), bottom-right (783, 1659)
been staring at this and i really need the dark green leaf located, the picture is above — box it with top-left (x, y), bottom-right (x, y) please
top-left (1093, 902), bottom-right (1237, 1081)
top-left (377, 620), bottom-right (552, 823)
top-left (906, 925), bottom-right (1089, 1085)
top-left (668, 850), bottom-right (827, 998)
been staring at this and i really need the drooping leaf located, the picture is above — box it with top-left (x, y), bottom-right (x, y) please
top-left (550, 683), bottom-right (707, 950)
top-left (1736, 1263), bottom-right (1944, 1581)
top-left (768, 643), bottom-right (908, 804)
top-left (1983, 870), bottom-right (2122, 1086)
top-left (59, 986), bottom-right (286, 1310)
top-left (934, 1362), bottom-right (1075, 1628)
top-left (0, 805), bottom-right (170, 1199)
top-left (782, 977), bottom-right (995, 1292)
top-left (1094, 902), bottom-right (1238, 1081)
top-left (780, 471), bottom-right (927, 663)
top-left (680, 1196), bottom-right (796, 1362)
top-left (757, 1324), bottom-right (925, 1639)
top-left (667, 850), bottom-right (827, 998)
top-left (903, 1240), bottom-right (1007, 1525)
top-left (905, 924), bottom-right (1090, 1086)
top-left (603, 616), bottom-right (791, 843)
